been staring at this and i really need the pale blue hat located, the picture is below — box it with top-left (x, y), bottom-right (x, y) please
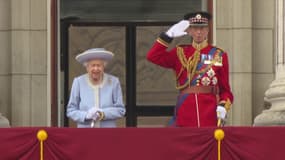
top-left (75, 48), bottom-right (114, 64)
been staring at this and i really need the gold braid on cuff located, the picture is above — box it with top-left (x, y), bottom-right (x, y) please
top-left (157, 38), bottom-right (169, 47)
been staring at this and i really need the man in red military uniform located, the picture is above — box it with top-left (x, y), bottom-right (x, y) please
top-left (147, 11), bottom-right (233, 127)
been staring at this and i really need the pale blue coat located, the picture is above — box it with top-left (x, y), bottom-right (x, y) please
top-left (66, 73), bottom-right (125, 128)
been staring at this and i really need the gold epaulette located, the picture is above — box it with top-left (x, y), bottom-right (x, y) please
top-left (213, 46), bottom-right (225, 53)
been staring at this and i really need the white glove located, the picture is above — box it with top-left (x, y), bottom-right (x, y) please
top-left (86, 108), bottom-right (99, 120)
top-left (216, 105), bottom-right (227, 120)
top-left (92, 112), bottom-right (101, 121)
top-left (166, 20), bottom-right (190, 38)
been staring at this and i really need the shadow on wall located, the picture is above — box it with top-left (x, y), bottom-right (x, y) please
top-left (0, 113), bottom-right (10, 127)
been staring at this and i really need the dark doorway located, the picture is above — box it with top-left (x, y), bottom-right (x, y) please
top-left (61, 19), bottom-right (183, 127)
top-left (59, 0), bottom-right (211, 127)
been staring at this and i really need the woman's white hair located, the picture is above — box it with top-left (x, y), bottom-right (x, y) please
top-left (83, 60), bottom-right (108, 67)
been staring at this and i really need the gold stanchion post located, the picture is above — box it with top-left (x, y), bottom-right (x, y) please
top-left (37, 129), bottom-right (48, 160)
top-left (214, 129), bottom-right (225, 160)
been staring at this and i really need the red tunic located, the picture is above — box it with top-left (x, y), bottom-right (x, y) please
top-left (147, 40), bottom-right (234, 127)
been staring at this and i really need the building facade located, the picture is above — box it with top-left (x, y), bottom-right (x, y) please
top-left (0, 0), bottom-right (280, 127)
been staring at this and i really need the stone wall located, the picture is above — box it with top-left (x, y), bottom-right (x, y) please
top-left (0, 0), bottom-right (11, 123)
top-left (10, 0), bottom-right (49, 126)
top-left (216, 0), bottom-right (275, 125)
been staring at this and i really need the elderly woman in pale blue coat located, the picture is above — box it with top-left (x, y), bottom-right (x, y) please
top-left (66, 48), bottom-right (125, 128)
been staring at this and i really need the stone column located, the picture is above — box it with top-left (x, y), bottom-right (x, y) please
top-left (11, 0), bottom-right (48, 126)
top-left (0, 0), bottom-right (11, 122)
top-left (216, 0), bottom-right (253, 125)
top-left (254, 0), bottom-right (285, 125)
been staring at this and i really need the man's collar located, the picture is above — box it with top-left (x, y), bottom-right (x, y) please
top-left (192, 40), bottom-right (208, 50)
